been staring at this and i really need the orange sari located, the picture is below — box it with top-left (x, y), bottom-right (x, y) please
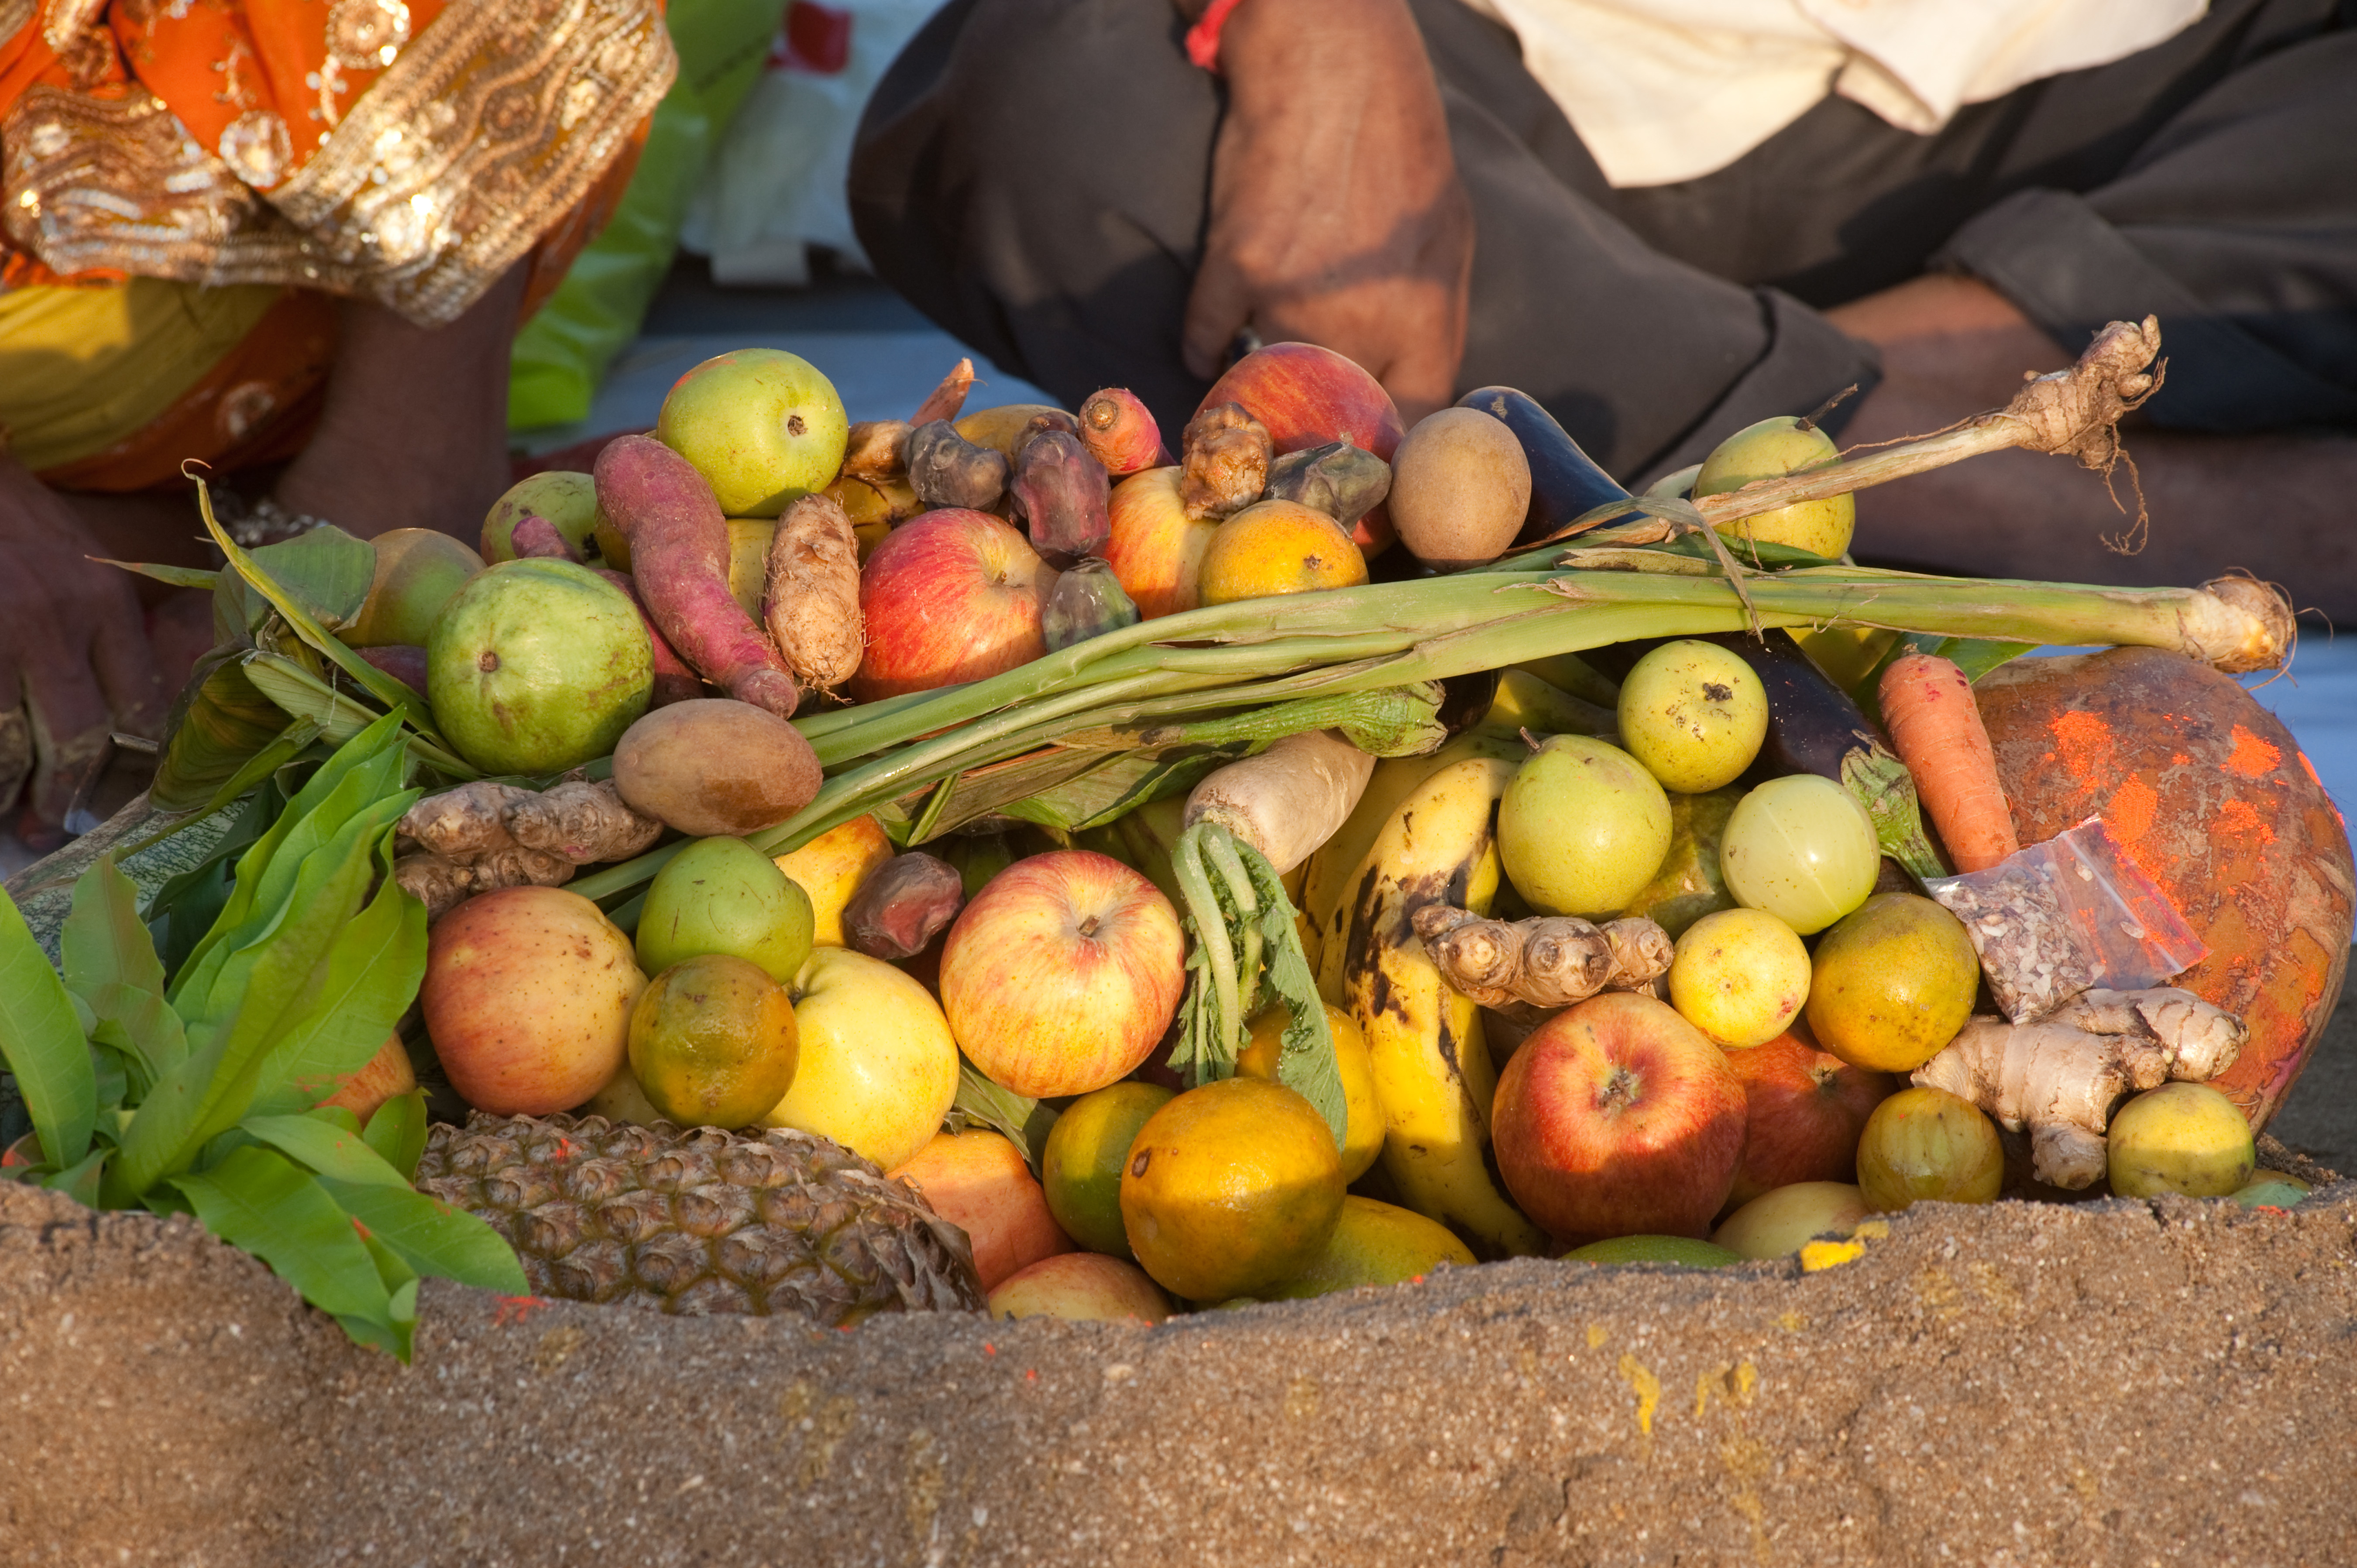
top-left (0, 0), bottom-right (672, 487)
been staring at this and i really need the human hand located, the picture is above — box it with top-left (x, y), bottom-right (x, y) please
top-left (1182, 0), bottom-right (1473, 424)
top-left (0, 457), bottom-right (168, 843)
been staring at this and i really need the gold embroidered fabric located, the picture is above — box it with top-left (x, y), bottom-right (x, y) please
top-left (2, 0), bottom-right (674, 324)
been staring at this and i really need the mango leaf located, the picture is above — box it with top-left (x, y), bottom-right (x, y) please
top-left (347, 1226), bottom-right (419, 1359)
top-left (150, 651), bottom-right (294, 813)
top-left (317, 1177), bottom-right (526, 1295)
top-left (149, 783), bottom-right (279, 983)
top-left (87, 1045), bottom-right (127, 1114)
top-left (244, 845), bottom-right (426, 1119)
top-left (93, 559), bottom-right (219, 592)
top-left (240, 1111), bottom-right (411, 1188)
top-left (43, 1147), bottom-right (109, 1208)
top-left (997, 745), bottom-right (1242, 834)
top-left (362, 1091), bottom-right (429, 1182)
top-left (82, 985), bottom-right (189, 1096)
top-left (245, 527), bottom-right (377, 632)
top-left (0, 888), bottom-right (95, 1168)
top-left (61, 854), bottom-right (167, 1007)
top-left (170, 1144), bottom-right (400, 1352)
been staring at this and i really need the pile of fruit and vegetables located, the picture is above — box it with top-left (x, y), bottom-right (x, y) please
top-left (2, 316), bottom-right (2349, 1355)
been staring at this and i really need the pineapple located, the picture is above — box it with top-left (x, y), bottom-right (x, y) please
top-left (416, 1113), bottom-right (986, 1322)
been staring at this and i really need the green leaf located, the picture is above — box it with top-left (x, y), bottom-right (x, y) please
top-left (1244, 845), bottom-right (1347, 1153)
top-left (240, 1111), bottom-right (411, 1188)
top-left (317, 1177), bottom-right (526, 1295)
top-left (83, 983), bottom-right (189, 1094)
top-left (241, 654), bottom-right (476, 779)
top-left (43, 1146), bottom-right (109, 1208)
top-left (243, 849), bottom-right (427, 1117)
top-left (150, 652), bottom-right (295, 814)
top-left (944, 1061), bottom-right (1058, 1173)
top-left (363, 1091), bottom-right (429, 1182)
top-left (902, 745), bottom-right (1123, 843)
top-left (92, 559), bottom-right (220, 591)
top-left (149, 784), bottom-right (278, 983)
top-left (996, 746), bottom-right (1242, 835)
top-left (170, 1145), bottom-right (399, 1349)
top-left (62, 854), bottom-right (167, 1007)
top-left (244, 527), bottom-right (377, 632)
top-left (0, 888), bottom-right (96, 1168)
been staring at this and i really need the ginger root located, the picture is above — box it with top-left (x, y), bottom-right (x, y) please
top-left (1180, 401), bottom-right (1271, 521)
top-left (396, 778), bottom-right (662, 918)
top-left (1911, 987), bottom-right (2247, 1190)
top-left (1410, 907), bottom-right (1673, 1009)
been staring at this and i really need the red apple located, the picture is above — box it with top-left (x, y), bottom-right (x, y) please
top-left (315, 1034), bottom-right (417, 1122)
top-left (988, 1251), bottom-right (1172, 1324)
top-left (889, 1129), bottom-right (1073, 1291)
top-left (1102, 467), bottom-right (1220, 619)
top-left (1196, 342), bottom-right (1406, 552)
top-left (1490, 991), bottom-right (1747, 1245)
top-left (852, 509), bottom-right (1058, 700)
top-left (1722, 1032), bottom-right (1895, 1210)
top-left (939, 850), bottom-right (1186, 1097)
top-left (423, 887), bottom-right (648, 1116)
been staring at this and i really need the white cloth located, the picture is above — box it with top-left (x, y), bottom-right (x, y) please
top-left (1455, 0), bottom-right (2209, 188)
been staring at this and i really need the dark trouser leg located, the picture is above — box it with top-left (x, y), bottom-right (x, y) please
top-left (849, 0), bottom-right (1879, 480)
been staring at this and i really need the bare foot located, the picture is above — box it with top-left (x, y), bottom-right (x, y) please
top-left (1828, 276), bottom-right (2357, 627)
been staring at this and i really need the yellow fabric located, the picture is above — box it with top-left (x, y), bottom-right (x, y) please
top-left (0, 278), bottom-right (283, 473)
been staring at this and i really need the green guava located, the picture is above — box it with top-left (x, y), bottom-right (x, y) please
top-left (636, 836), bottom-right (816, 985)
top-left (426, 559), bottom-right (652, 775)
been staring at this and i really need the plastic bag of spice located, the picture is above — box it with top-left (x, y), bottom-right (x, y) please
top-left (1925, 817), bottom-right (2207, 1024)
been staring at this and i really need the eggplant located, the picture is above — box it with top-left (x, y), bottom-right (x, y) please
top-left (1455, 387), bottom-right (1634, 544)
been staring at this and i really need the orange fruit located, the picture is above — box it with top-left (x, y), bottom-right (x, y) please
top-left (1195, 499), bottom-right (1368, 606)
top-left (1235, 1004), bottom-right (1385, 1182)
top-left (626, 954), bottom-right (799, 1128)
top-left (890, 1129), bottom-right (1074, 1290)
top-left (1118, 1076), bottom-right (1345, 1302)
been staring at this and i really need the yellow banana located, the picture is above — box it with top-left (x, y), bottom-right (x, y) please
top-left (1339, 756), bottom-right (1550, 1259)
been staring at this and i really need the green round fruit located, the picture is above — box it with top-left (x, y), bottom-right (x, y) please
top-left (636, 837), bottom-right (816, 986)
top-left (2233, 1173), bottom-right (2310, 1209)
top-left (348, 528), bottom-right (483, 648)
top-left (1617, 641), bottom-right (1768, 793)
top-left (1563, 1235), bottom-right (1743, 1268)
top-left (2106, 1083), bottom-right (2255, 1199)
top-left (657, 348), bottom-right (849, 518)
top-left (1804, 893), bottom-right (1980, 1074)
top-left (1695, 416), bottom-right (1854, 559)
top-left (481, 471), bottom-right (602, 564)
top-left (627, 953), bottom-right (800, 1128)
top-left (1041, 1081), bottom-right (1175, 1258)
top-left (1498, 736), bottom-right (1673, 918)
top-left (1258, 1196), bottom-right (1477, 1298)
top-left (426, 559), bottom-right (653, 775)
top-left (1719, 774), bottom-right (1879, 934)
top-left (1855, 1085), bottom-right (2003, 1212)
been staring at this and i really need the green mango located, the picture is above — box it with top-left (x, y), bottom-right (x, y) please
top-left (1618, 785), bottom-right (1743, 938)
top-left (636, 837), bottom-right (815, 985)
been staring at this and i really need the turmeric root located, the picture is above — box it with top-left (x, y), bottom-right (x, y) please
top-left (1911, 987), bottom-right (2247, 1189)
top-left (397, 778), bottom-right (662, 917)
top-left (763, 493), bottom-right (865, 692)
top-left (1410, 906), bottom-right (1673, 1009)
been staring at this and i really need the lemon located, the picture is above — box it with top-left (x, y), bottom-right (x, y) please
top-left (2106, 1083), bottom-right (2254, 1198)
top-left (1040, 1081), bottom-right (1174, 1257)
top-left (627, 954), bottom-right (799, 1128)
top-left (1235, 1003), bottom-right (1384, 1182)
top-left (1119, 1077), bottom-right (1345, 1302)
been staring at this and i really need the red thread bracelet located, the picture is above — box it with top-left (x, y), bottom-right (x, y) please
top-left (1185, 0), bottom-right (1247, 72)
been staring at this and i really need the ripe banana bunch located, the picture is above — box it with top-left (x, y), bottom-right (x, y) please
top-left (1324, 755), bottom-right (1550, 1259)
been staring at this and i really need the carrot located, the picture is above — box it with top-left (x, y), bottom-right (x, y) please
top-left (909, 356), bottom-right (976, 425)
top-left (1078, 387), bottom-right (1165, 476)
top-left (1878, 652), bottom-right (2019, 871)
top-left (592, 435), bottom-right (799, 718)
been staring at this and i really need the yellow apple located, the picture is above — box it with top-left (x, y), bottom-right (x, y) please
top-left (759, 947), bottom-right (958, 1170)
top-left (773, 815), bottom-right (895, 948)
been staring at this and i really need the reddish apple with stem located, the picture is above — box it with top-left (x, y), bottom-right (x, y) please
top-left (1196, 342), bottom-right (1405, 552)
top-left (1491, 991), bottom-right (1747, 1245)
top-left (939, 850), bottom-right (1187, 1098)
top-left (1723, 1032), bottom-right (1896, 1211)
top-left (852, 508), bottom-right (1057, 700)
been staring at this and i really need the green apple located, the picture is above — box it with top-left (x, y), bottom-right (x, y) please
top-left (657, 348), bottom-right (850, 518)
top-left (1563, 1235), bottom-right (1742, 1268)
top-left (347, 528), bottom-right (483, 648)
top-left (426, 559), bottom-right (652, 774)
top-left (1695, 415), bottom-right (1854, 559)
top-left (636, 835), bottom-right (815, 985)
top-left (481, 471), bottom-right (601, 563)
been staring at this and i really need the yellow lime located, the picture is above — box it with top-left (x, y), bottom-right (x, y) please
top-left (1805, 892), bottom-right (1979, 1073)
top-left (1257, 1196), bottom-right (1475, 1299)
top-left (2107, 1082), bottom-right (2254, 1198)
top-left (1196, 500), bottom-right (1368, 606)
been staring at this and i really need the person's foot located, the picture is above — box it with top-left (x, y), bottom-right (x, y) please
top-left (1829, 276), bottom-right (2357, 627)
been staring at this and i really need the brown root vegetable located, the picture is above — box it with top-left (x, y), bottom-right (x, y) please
top-left (1411, 906), bottom-right (1673, 1009)
top-left (907, 419), bottom-right (1011, 511)
top-left (763, 493), bottom-right (865, 693)
top-left (843, 852), bottom-right (966, 961)
top-left (591, 435), bottom-right (799, 719)
top-left (910, 357), bottom-right (976, 425)
top-left (841, 420), bottom-right (913, 483)
top-left (401, 781), bottom-right (541, 860)
top-left (1182, 729), bottom-right (1376, 875)
top-left (1078, 388), bottom-right (1164, 475)
top-left (589, 567), bottom-right (702, 707)
top-left (611, 697), bottom-right (824, 837)
top-left (506, 779), bottom-right (664, 865)
top-left (1010, 429), bottom-right (1111, 563)
top-left (509, 514), bottom-right (581, 562)
top-left (1180, 402), bottom-right (1272, 521)
top-left (1263, 439), bottom-right (1392, 530)
top-left (398, 777), bottom-right (662, 904)
top-left (357, 644), bottom-right (430, 694)
top-left (1973, 646), bottom-right (2354, 1129)
top-left (394, 847), bottom-right (574, 922)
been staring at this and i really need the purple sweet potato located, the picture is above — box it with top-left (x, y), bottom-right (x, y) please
top-left (589, 567), bottom-right (702, 707)
top-left (510, 514), bottom-right (581, 562)
top-left (592, 435), bottom-right (798, 718)
top-left (358, 644), bottom-right (430, 694)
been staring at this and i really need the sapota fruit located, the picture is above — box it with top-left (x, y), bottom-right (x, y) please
top-left (1388, 408), bottom-right (1529, 570)
top-left (611, 699), bottom-right (822, 838)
